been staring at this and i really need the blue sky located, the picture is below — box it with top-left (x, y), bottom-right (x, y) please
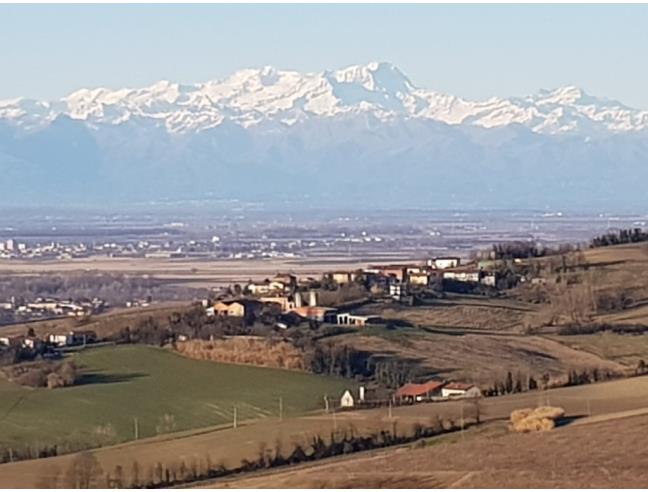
top-left (2, 4), bottom-right (648, 107)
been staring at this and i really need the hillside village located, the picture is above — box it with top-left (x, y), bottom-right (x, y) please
top-left (3, 234), bottom-right (648, 432)
top-left (209, 254), bottom-right (503, 326)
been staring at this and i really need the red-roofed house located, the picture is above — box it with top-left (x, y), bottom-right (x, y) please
top-left (395, 380), bottom-right (445, 402)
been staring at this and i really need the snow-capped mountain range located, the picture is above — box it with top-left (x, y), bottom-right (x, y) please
top-left (2, 61), bottom-right (648, 135)
top-left (1, 62), bottom-right (647, 210)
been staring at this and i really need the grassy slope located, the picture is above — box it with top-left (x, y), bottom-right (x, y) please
top-left (0, 345), bottom-right (351, 448)
top-left (551, 332), bottom-right (648, 366)
top-left (212, 412), bottom-right (648, 489)
top-left (330, 326), bottom-right (625, 385)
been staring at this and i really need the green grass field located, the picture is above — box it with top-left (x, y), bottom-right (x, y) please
top-left (0, 345), bottom-right (352, 449)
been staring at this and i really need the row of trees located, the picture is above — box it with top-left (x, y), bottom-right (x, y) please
top-left (590, 228), bottom-right (648, 248)
top-left (56, 417), bottom-right (471, 489)
top-left (304, 342), bottom-right (420, 388)
top-left (487, 241), bottom-right (575, 260)
top-left (484, 366), bottom-right (623, 397)
top-left (109, 306), bottom-right (266, 347)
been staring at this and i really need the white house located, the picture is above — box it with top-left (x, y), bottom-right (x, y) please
top-left (429, 257), bottom-right (461, 270)
top-left (0, 336), bottom-right (15, 346)
top-left (441, 383), bottom-right (482, 399)
top-left (443, 269), bottom-right (481, 283)
top-left (335, 313), bottom-right (382, 327)
top-left (48, 333), bottom-right (69, 346)
top-left (480, 272), bottom-right (497, 287)
top-left (246, 282), bottom-right (274, 295)
top-left (340, 389), bottom-right (355, 408)
top-left (389, 282), bottom-right (407, 300)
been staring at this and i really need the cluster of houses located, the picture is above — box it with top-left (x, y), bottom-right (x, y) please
top-left (394, 380), bottom-right (482, 402)
top-left (338, 379), bottom-right (482, 409)
top-left (206, 255), bottom-right (499, 327)
top-left (207, 272), bottom-right (380, 326)
top-left (0, 297), bottom-right (105, 321)
top-left (207, 289), bottom-right (382, 328)
top-left (0, 329), bottom-right (98, 351)
top-left (321, 256), bottom-right (497, 302)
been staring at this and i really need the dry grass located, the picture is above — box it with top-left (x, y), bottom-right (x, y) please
top-left (174, 338), bottom-right (306, 370)
top-left (208, 412), bottom-right (648, 488)
top-left (372, 297), bottom-right (540, 333)
top-left (333, 330), bottom-right (625, 386)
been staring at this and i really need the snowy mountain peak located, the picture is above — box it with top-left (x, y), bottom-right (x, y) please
top-left (1, 62), bottom-right (647, 135)
top-left (329, 61), bottom-right (414, 93)
top-left (533, 85), bottom-right (587, 105)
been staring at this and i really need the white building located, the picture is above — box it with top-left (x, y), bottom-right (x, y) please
top-left (429, 257), bottom-right (461, 270)
top-left (480, 272), bottom-right (497, 287)
top-left (441, 383), bottom-right (482, 399)
top-left (389, 283), bottom-right (407, 300)
top-left (48, 333), bottom-right (70, 346)
top-left (443, 269), bottom-right (480, 283)
top-left (340, 389), bottom-right (355, 408)
top-left (335, 313), bottom-right (381, 327)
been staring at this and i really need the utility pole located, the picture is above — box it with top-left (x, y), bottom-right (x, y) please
top-left (133, 417), bottom-right (139, 440)
top-left (388, 399), bottom-right (393, 419)
top-left (233, 406), bottom-right (238, 429)
top-left (279, 397), bottom-right (283, 421)
top-left (460, 404), bottom-right (464, 440)
top-left (324, 394), bottom-right (329, 413)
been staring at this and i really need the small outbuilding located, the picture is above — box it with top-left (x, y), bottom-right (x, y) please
top-left (340, 389), bottom-right (355, 408)
top-left (441, 382), bottom-right (482, 399)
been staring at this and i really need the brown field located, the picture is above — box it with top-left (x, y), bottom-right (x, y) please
top-left (579, 243), bottom-right (648, 324)
top-left (2, 375), bottom-right (648, 488)
top-left (209, 413), bottom-right (648, 488)
top-left (364, 296), bottom-right (541, 333)
top-left (331, 328), bottom-right (626, 385)
top-left (0, 255), bottom-right (407, 289)
top-left (582, 242), bottom-right (648, 264)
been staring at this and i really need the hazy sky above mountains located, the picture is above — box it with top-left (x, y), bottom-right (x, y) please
top-left (2, 4), bottom-right (648, 107)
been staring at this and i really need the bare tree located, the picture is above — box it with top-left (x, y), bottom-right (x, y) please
top-left (469, 397), bottom-right (483, 424)
top-left (64, 451), bottom-right (103, 489)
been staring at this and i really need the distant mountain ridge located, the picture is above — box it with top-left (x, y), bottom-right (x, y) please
top-left (2, 61), bottom-right (647, 135)
top-left (1, 62), bottom-right (647, 209)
